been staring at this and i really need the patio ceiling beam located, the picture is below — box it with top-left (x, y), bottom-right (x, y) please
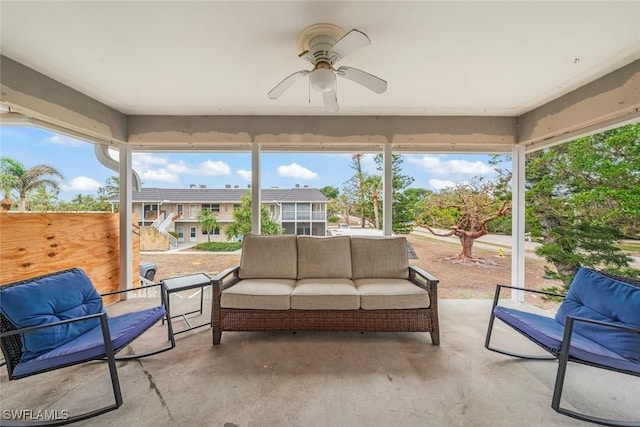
top-left (0, 55), bottom-right (128, 144)
top-left (518, 59), bottom-right (640, 151)
top-left (126, 115), bottom-right (517, 153)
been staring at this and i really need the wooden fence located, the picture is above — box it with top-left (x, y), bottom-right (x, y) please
top-left (0, 213), bottom-right (140, 299)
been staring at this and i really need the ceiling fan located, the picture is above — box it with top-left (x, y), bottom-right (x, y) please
top-left (268, 23), bottom-right (387, 113)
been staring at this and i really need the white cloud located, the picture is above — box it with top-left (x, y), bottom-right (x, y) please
top-left (138, 168), bottom-right (180, 183)
top-left (61, 176), bottom-right (101, 192)
top-left (277, 163), bottom-right (318, 180)
top-left (132, 153), bottom-right (168, 166)
top-left (408, 155), bottom-right (494, 175)
top-left (197, 160), bottom-right (231, 176)
top-left (44, 134), bottom-right (86, 147)
top-left (237, 169), bottom-right (252, 181)
top-left (429, 179), bottom-right (456, 191)
top-left (129, 155), bottom-right (231, 183)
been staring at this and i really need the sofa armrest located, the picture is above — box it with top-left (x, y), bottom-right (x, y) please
top-left (408, 265), bottom-right (439, 294)
top-left (211, 265), bottom-right (241, 294)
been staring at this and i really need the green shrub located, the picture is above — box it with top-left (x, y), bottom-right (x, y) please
top-left (328, 215), bottom-right (339, 223)
top-left (194, 242), bottom-right (242, 252)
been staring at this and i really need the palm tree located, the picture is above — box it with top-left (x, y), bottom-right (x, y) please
top-left (0, 157), bottom-right (24, 210)
top-left (0, 158), bottom-right (63, 212)
top-left (197, 209), bottom-right (220, 243)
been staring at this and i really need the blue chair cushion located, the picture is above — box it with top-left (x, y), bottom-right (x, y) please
top-left (12, 305), bottom-right (165, 378)
top-left (555, 268), bottom-right (640, 363)
top-left (495, 306), bottom-right (640, 373)
top-left (0, 269), bottom-right (104, 363)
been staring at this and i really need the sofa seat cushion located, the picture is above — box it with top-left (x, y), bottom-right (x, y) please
top-left (291, 279), bottom-right (360, 310)
top-left (351, 237), bottom-right (409, 280)
top-left (221, 279), bottom-right (296, 310)
top-left (355, 278), bottom-right (430, 310)
top-left (297, 235), bottom-right (352, 279)
top-left (239, 234), bottom-right (298, 280)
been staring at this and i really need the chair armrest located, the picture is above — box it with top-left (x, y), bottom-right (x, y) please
top-left (0, 312), bottom-right (108, 338)
top-left (494, 284), bottom-right (566, 299)
top-left (567, 315), bottom-right (640, 335)
top-left (100, 282), bottom-right (163, 297)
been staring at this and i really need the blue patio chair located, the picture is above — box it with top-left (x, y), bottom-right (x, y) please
top-left (484, 267), bottom-right (640, 427)
top-left (0, 268), bottom-right (175, 426)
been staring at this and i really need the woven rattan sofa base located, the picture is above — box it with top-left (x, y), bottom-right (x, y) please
top-left (221, 308), bottom-right (434, 332)
top-left (216, 308), bottom-right (438, 344)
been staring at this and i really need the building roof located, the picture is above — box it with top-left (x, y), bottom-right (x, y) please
top-left (111, 187), bottom-right (328, 203)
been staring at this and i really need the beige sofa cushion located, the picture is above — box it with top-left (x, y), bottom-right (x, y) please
top-left (291, 279), bottom-right (359, 310)
top-left (221, 279), bottom-right (296, 310)
top-left (297, 235), bottom-right (352, 279)
top-left (355, 278), bottom-right (430, 310)
top-left (238, 234), bottom-right (297, 279)
top-left (351, 236), bottom-right (409, 279)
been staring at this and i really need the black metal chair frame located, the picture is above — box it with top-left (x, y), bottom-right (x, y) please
top-left (0, 280), bottom-right (176, 427)
top-left (485, 284), bottom-right (640, 427)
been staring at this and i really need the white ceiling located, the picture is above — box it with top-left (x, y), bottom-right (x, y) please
top-left (1, 1), bottom-right (640, 117)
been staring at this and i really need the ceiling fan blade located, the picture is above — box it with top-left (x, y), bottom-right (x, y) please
top-left (336, 66), bottom-right (387, 94)
top-left (323, 88), bottom-right (339, 113)
top-left (267, 70), bottom-right (310, 99)
top-left (329, 29), bottom-right (370, 63)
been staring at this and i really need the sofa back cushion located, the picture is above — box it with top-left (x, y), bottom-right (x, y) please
top-left (0, 268), bottom-right (104, 363)
top-left (297, 235), bottom-right (352, 279)
top-left (239, 234), bottom-right (298, 279)
top-left (351, 236), bottom-right (409, 279)
top-left (555, 267), bottom-right (640, 362)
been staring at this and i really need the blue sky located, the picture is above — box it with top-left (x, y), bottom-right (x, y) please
top-left (1, 125), bottom-right (510, 201)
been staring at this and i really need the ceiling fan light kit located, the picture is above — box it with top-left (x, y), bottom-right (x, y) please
top-left (268, 23), bottom-right (387, 112)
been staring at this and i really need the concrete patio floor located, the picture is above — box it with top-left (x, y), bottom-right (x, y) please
top-left (1, 298), bottom-right (638, 426)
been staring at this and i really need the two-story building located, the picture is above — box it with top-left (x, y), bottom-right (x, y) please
top-left (112, 186), bottom-right (328, 247)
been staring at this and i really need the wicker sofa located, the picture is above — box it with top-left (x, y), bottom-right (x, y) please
top-left (211, 234), bottom-right (440, 345)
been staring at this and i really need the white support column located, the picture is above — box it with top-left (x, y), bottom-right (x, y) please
top-left (118, 146), bottom-right (133, 294)
top-left (251, 143), bottom-right (261, 235)
top-left (511, 144), bottom-right (526, 302)
top-left (383, 143), bottom-right (393, 236)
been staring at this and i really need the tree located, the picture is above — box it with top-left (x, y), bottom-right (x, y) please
top-left (0, 159), bottom-right (63, 212)
top-left (26, 186), bottom-right (60, 211)
top-left (526, 123), bottom-right (639, 288)
top-left (319, 185), bottom-right (340, 221)
top-left (363, 175), bottom-right (382, 229)
top-left (224, 193), bottom-right (283, 240)
top-left (197, 209), bottom-right (220, 243)
top-left (318, 185), bottom-right (339, 199)
top-left (417, 180), bottom-right (511, 262)
top-left (0, 157), bottom-right (23, 210)
top-left (343, 154), bottom-right (369, 227)
top-left (374, 154), bottom-right (416, 234)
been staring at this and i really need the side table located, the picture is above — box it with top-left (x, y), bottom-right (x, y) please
top-left (161, 273), bottom-right (212, 335)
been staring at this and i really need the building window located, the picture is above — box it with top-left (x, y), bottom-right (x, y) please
top-left (202, 203), bottom-right (220, 212)
top-left (312, 203), bottom-right (325, 220)
top-left (296, 203), bottom-right (310, 220)
top-left (282, 203), bottom-right (295, 221)
top-left (296, 222), bottom-right (311, 235)
top-left (202, 227), bottom-right (221, 235)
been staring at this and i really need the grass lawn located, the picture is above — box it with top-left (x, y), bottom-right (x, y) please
top-left (194, 242), bottom-right (242, 252)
